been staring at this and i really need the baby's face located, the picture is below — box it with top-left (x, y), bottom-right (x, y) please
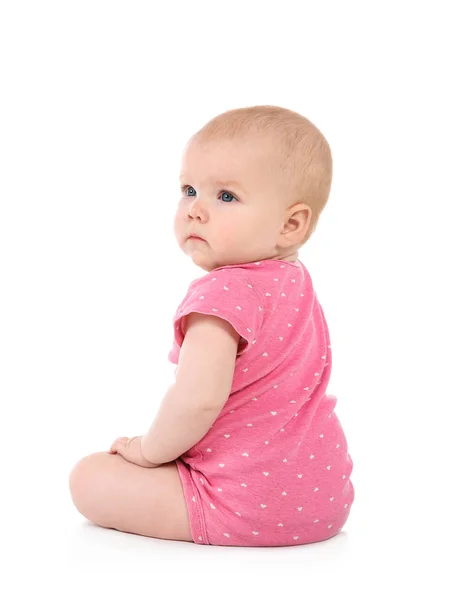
top-left (174, 135), bottom-right (291, 272)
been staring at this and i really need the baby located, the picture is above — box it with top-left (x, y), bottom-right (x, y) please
top-left (69, 105), bottom-right (355, 547)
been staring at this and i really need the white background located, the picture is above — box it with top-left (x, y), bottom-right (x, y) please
top-left (1, 0), bottom-right (457, 598)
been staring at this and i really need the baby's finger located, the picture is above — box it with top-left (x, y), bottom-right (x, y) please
top-left (109, 437), bottom-right (127, 453)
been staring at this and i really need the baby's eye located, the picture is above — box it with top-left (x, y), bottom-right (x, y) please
top-left (182, 185), bottom-right (196, 197)
top-left (221, 191), bottom-right (236, 203)
top-left (181, 185), bottom-right (237, 203)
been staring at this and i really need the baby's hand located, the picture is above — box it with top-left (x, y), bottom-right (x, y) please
top-left (109, 435), bottom-right (161, 468)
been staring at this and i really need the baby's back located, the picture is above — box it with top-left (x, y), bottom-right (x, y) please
top-left (171, 258), bottom-right (354, 546)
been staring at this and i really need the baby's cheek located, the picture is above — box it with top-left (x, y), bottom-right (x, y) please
top-left (215, 227), bottom-right (235, 246)
top-left (172, 213), bottom-right (181, 239)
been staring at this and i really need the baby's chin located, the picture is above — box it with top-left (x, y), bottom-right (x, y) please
top-left (186, 242), bottom-right (262, 270)
top-left (189, 253), bottom-right (232, 272)
top-left (187, 248), bottom-right (219, 272)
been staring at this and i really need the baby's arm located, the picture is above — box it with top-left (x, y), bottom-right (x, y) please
top-left (141, 312), bottom-right (240, 464)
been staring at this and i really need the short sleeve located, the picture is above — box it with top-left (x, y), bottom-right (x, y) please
top-left (168, 267), bottom-right (264, 364)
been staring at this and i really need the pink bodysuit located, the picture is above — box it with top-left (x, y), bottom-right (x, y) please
top-left (168, 258), bottom-right (354, 547)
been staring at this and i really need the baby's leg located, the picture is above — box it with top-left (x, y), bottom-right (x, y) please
top-left (69, 452), bottom-right (193, 542)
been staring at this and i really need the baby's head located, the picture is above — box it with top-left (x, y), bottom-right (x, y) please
top-left (174, 105), bottom-right (332, 272)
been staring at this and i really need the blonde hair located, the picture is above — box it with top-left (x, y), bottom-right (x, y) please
top-left (192, 105), bottom-right (333, 245)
